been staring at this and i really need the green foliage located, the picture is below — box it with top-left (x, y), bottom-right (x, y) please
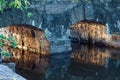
top-left (0, 0), bottom-right (8, 12)
top-left (27, 12), bottom-right (33, 18)
top-left (0, 34), bottom-right (6, 40)
top-left (0, 0), bottom-right (30, 12)
top-left (0, 34), bottom-right (17, 58)
top-left (8, 36), bottom-right (17, 48)
top-left (0, 40), bottom-right (3, 47)
top-left (1, 50), bottom-right (10, 58)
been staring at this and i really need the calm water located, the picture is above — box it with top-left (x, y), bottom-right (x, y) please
top-left (16, 43), bottom-right (120, 80)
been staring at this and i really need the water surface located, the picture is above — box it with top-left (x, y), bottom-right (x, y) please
top-left (16, 43), bottom-right (120, 80)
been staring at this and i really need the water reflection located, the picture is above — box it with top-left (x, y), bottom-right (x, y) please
top-left (71, 44), bottom-right (110, 67)
top-left (46, 53), bottom-right (71, 80)
top-left (4, 44), bottom-right (120, 80)
top-left (45, 44), bottom-right (120, 80)
top-left (3, 47), bottom-right (50, 76)
top-left (69, 44), bottom-right (120, 80)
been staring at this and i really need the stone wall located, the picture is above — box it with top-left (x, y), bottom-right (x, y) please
top-left (70, 21), bottom-right (120, 48)
top-left (0, 0), bottom-right (120, 33)
top-left (70, 21), bottom-right (108, 45)
top-left (0, 25), bottom-right (50, 54)
top-left (0, 25), bottom-right (50, 74)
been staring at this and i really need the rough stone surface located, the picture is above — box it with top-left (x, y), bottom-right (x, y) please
top-left (0, 0), bottom-right (119, 53)
top-left (2, 62), bottom-right (16, 72)
top-left (70, 21), bottom-right (108, 45)
top-left (0, 0), bottom-right (119, 38)
top-left (70, 21), bottom-right (120, 48)
top-left (0, 64), bottom-right (26, 80)
top-left (0, 25), bottom-right (50, 54)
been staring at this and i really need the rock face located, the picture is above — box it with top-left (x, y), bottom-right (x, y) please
top-left (106, 34), bottom-right (120, 48)
top-left (70, 21), bottom-right (108, 45)
top-left (0, 25), bottom-right (50, 54)
top-left (0, 64), bottom-right (26, 80)
top-left (2, 62), bottom-right (16, 72)
top-left (43, 14), bottom-right (72, 53)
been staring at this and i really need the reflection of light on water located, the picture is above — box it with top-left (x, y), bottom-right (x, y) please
top-left (71, 44), bottom-right (114, 67)
top-left (3, 47), bottom-right (50, 75)
top-left (2, 43), bottom-right (120, 80)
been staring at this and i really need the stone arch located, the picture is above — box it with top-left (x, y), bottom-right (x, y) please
top-left (0, 24), bottom-right (50, 54)
top-left (0, 24), bottom-right (50, 73)
top-left (69, 20), bottom-right (108, 46)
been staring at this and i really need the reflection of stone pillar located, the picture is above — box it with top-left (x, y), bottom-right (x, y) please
top-left (105, 58), bottom-right (118, 70)
top-left (46, 53), bottom-right (71, 80)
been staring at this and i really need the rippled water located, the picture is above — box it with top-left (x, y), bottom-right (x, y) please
top-left (16, 43), bottom-right (120, 80)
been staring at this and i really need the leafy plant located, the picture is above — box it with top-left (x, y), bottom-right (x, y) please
top-left (0, 34), bottom-right (17, 59)
top-left (0, 0), bottom-right (30, 12)
top-left (1, 50), bottom-right (11, 58)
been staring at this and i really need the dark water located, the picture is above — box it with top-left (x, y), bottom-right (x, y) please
top-left (16, 43), bottom-right (120, 80)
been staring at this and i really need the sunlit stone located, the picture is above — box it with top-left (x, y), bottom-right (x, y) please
top-left (0, 25), bottom-right (50, 73)
top-left (70, 20), bottom-right (108, 45)
top-left (70, 20), bottom-right (120, 48)
top-left (0, 24), bottom-right (50, 54)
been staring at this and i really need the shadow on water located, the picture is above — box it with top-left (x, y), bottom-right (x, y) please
top-left (9, 43), bottom-right (120, 80)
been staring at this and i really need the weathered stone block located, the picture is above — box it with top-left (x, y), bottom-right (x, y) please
top-left (70, 21), bottom-right (108, 46)
top-left (0, 24), bottom-right (50, 54)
